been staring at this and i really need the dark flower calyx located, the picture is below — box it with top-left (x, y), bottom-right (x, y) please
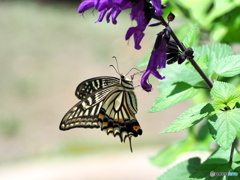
top-left (167, 12), bottom-right (175, 22)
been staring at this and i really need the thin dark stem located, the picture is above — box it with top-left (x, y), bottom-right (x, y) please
top-left (158, 16), bottom-right (213, 89)
top-left (188, 57), bottom-right (213, 88)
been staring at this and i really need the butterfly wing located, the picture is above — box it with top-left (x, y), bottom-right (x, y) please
top-left (60, 77), bottom-right (120, 130)
top-left (75, 76), bottom-right (119, 100)
top-left (98, 85), bottom-right (142, 143)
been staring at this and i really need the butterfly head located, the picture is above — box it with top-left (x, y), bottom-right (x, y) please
top-left (120, 74), bottom-right (130, 81)
top-left (119, 74), bottom-right (135, 89)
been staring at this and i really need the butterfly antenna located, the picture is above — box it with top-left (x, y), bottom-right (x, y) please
top-left (130, 70), bottom-right (146, 80)
top-left (125, 68), bottom-right (141, 76)
top-left (112, 56), bottom-right (120, 74)
top-left (129, 136), bottom-right (133, 153)
top-left (109, 64), bottom-right (120, 75)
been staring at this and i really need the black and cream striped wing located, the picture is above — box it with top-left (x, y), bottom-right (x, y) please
top-left (75, 76), bottom-right (119, 100)
top-left (59, 77), bottom-right (120, 130)
top-left (97, 85), bottom-right (142, 142)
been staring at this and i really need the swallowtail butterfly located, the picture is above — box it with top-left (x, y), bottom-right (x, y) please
top-left (59, 66), bottom-right (142, 152)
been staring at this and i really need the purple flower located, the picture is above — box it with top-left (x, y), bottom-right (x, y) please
top-left (78, 0), bottom-right (132, 24)
top-left (125, 8), bottom-right (147, 49)
top-left (125, 0), bottom-right (163, 49)
top-left (78, 0), bottom-right (164, 49)
top-left (141, 29), bottom-right (169, 92)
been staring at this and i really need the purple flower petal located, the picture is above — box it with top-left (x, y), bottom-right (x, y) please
top-left (125, 27), bottom-right (145, 50)
top-left (140, 29), bottom-right (168, 92)
top-left (96, 0), bottom-right (109, 11)
top-left (125, 27), bottom-right (137, 40)
top-left (151, 70), bottom-right (165, 79)
top-left (130, 1), bottom-right (144, 20)
top-left (151, 0), bottom-right (163, 16)
top-left (106, 7), bottom-right (121, 24)
top-left (140, 71), bottom-right (152, 92)
top-left (78, 0), bottom-right (95, 13)
top-left (106, 8), bottom-right (112, 23)
top-left (95, 9), bottom-right (108, 23)
top-left (133, 30), bottom-right (144, 50)
top-left (111, 8), bottom-right (121, 24)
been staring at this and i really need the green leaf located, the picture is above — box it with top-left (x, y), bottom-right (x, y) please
top-left (232, 167), bottom-right (240, 180)
top-left (214, 55), bottom-right (240, 77)
top-left (150, 135), bottom-right (209, 167)
top-left (228, 91), bottom-right (240, 109)
top-left (210, 81), bottom-right (236, 101)
top-left (190, 147), bottom-right (232, 179)
top-left (210, 81), bottom-right (240, 110)
top-left (161, 103), bottom-right (213, 133)
top-left (158, 63), bottom-right (203, 91)
top-left (208, 108), bottom-right (240, 150)
top-left (182, 22), bottom-right (199, 48)
top-left (193, 44), bottom-right (233, 77)
top-left (157, 157), bottom-right (201, 180)
top-left (149, 82), bottom-right (199, 112)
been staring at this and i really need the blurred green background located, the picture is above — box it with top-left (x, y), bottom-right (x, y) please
top-left (0, 0), bottom-right (239, 180)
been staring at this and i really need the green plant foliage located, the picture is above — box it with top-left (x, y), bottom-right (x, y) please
top-left (189, 148), bottom-right (239, 179)
top-left (182, 22), bottom-right (199, 48)
top-left (193, 44), bottom-right (233, 77)
top-left (150, 21), bottom-right (240, 170)
top-left (159, 63), bottom-right (203, 91)
top-left (157, 148), bottom-right (240, 180)
top-left (149, 82), bottom-right (199, 112)
top-left (210, 81), bottom-right (240, 110)
top-left (167, 0), bottom-right (240, 43)
top-left (211, 6), bottom-right (240, 43)
top-left (208, 109), bottom-right (240, 150)
top-left (150, 135), bottom-right (209, 167)
top-left (214, 55), bottom-right (240, 78)
top-left (160, 103), bottom-right (213, 133)
top-left (157, 157), bottom-right (201, 180)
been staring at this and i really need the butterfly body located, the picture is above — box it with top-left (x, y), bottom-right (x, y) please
top-left (60, 75), bottom-right (142, 146)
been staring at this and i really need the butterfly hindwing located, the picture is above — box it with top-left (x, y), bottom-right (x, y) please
top-left (60, 77), bottom-right (119, 130)
top-left (97, 81), bottom-right (142, 142)
top-left (60, 100), bottom-right (103, 130)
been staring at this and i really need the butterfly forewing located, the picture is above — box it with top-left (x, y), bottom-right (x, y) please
top-left (75, 76), bottom-right (119, 100)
